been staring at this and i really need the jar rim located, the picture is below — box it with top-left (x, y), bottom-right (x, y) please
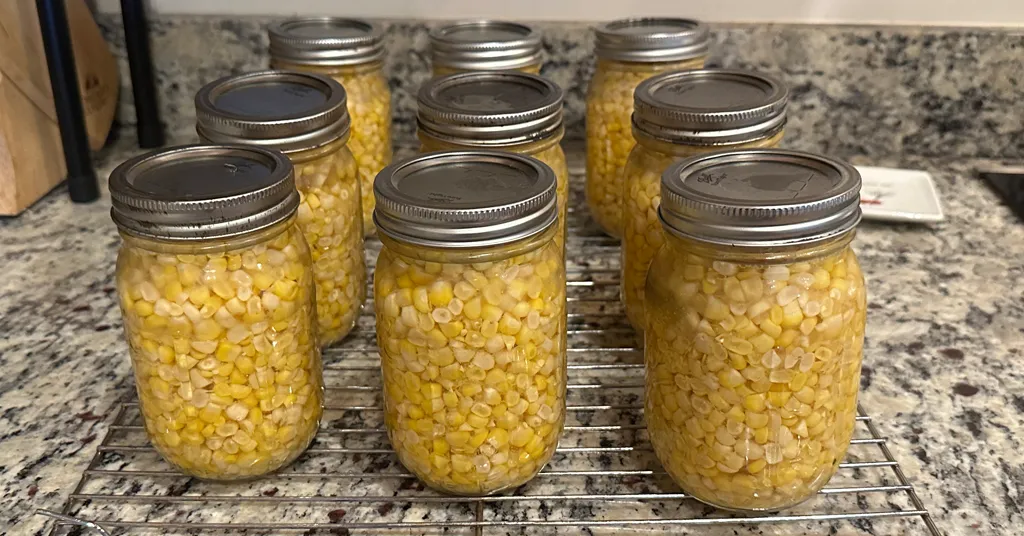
top-left (632, 69), bottom-right (789, 145)
top-left (417, 71), bottom-right (564, 147)
top-left (594, 17), bottom-right (709, 62)
top-left (195, 70), bottom-right (351, 153)
top-left (373, 150), bottom-right (558, 249)
top-left (109, 144), bottom-right (299, 241)
top-left (430, 20), bottom-right (543, 71)
top-left (268, 17), bottom-right (385, 66)
top-left (659, 149), bottom-right (862, 248)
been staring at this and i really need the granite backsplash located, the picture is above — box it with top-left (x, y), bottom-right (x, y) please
top-left (95, 16), bottom-right (1024, 161)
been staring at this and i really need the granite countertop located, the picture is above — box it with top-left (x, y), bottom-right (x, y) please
top-left (1, 134), bottom-right (1022, 535)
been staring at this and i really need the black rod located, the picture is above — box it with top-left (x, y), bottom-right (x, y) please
top-left (120, 0), bottom-right (164, 148)
top-left (36, 0), bottom-right (99, 203)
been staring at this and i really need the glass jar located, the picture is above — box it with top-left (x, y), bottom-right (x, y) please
top-left (373, 151), bottom-right (567, 495)
top-left (196, 70), bottom-right (366, 347)
top-left (429, 20), bottom-right (542, 76)
top-left (417, 72), bottom-right (568, 248)
top-left (585, 18), bottom-right (709, 238)
top-left (644, 149), bottom-right (867, 511)
top-left (269, 17), bottom-right (392, 236)
top-left (109, 145), bottom-right (323, 480)
top-left (622, 69), bottom-right (788, 331)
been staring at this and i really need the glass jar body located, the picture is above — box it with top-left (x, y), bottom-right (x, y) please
top-left (289, 140), bottom-right (367, 346)
top-left (271, 59), bottom-right (393, 236)
top-left (114, 219), bottom-right (324, 480)
top-left (644, 233), bottom-right (867, 511)
top-left (621, 131), bottom-right (784, 331)
top-left (584, 57), bottom-right (705, 238)
top-left (433, 62), bottom-right (541, 77)
top-left (418, 132), bottom-right (569, 250)
top-left (373, 227), bottom-right (567, 495)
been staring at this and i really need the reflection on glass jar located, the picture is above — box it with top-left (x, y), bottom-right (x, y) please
top-left (269, 18), bottom-right (392, 236)
top-left (429, 20), bottom-right (542, 76)
top-left (373, 151), bottom-right (567, 495)
top-left (110, 146), bottom-right (323, 480)
top-left (644, 149), bottom-right (867, 511)
top-left (196, 70), bottom-right (366, 347)
top-left (622, 69), bottom-right (789, 331)
top-left (417, 72), bottom-right (568, 249)
top-left (585, 18), bottom-right (709, 238)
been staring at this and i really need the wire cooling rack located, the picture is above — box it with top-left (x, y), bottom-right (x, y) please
top-left (44, 162), bottom-right (940, 536)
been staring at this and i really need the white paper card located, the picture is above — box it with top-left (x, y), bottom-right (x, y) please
top-left (854, 166), bottom-right (945, 223)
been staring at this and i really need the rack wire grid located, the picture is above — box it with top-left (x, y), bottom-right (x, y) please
top-left (47, 160), bottom-right (940, 536)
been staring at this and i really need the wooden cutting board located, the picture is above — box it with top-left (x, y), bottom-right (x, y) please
top-left (0, 0), bottom-right (119, 215)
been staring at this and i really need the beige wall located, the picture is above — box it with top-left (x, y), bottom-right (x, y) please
top-left (94, 0), bottom-right (1024, 26)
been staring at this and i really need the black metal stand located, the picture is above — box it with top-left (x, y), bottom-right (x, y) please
top-left (36, 0), bottom-right (98, 203)
top-left (121, 0), bottom-right (164, 148)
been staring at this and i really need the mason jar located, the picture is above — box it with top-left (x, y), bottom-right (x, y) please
top-left (268, 17), bottom-right (392, 236)
top-left (373, 151), bottom-right (567, 495)
top-left (644, 149), bottom-right (867, 511)
top-left (110, 145), bottom-right (323, 480)
top-left (585, 18), bottom-right (709, 238)
top-left (417, 72), bottom-right (568, 248)
top-left (429, 20), bottom-right (542, 76)
top-left (622, 69), bottom-right (788, 331)
top-left (196, 70), bottom-right (366, 347)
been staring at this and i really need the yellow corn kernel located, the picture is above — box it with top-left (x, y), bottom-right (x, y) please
top-left (748, 333), bottom-right (776, 355)
top-left (469, 430), bottom-right (489, 448)
top-left (718, 369), bottom-right (744, 388)
top-left (428, 281), bottom-right (454, 307)
top-left (759, 319), bottom-right (782, 339)
top-left (747, 459), bottom-right (767, 474)
top-left (510, 424), bottom-right (535, 448)
top-left (743, 394), bottom-right (766, 412)
top-left (704, 296), bottom-right (730, 321)
top-left (767, 391), bottom-right (792, 407)
top-left (781, 301), bottom-right (804, 328)
top-left (777, 329), bottom-right (799, 347)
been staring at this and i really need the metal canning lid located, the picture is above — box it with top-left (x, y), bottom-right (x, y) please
top-left (110, 145), bottom-right (299, 241)
top-left (634, 69), bottom-right (788, 145)
top-left (430, 20), bottom-right (542, 71)
top-left (594, 18), bottom-right (709, 63)
top-left (374, 151), bottom-right (557, 248)
top-left (268, 17), bottom-right (385, 66)
top-left (660, 149), bottom-right (862, 247)
top-left (195, 70), bottom-right (350, 153)
top-left (417, 72), bottom-right (564, 147)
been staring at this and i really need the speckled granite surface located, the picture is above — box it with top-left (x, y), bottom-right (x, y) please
top-left (1, 16), bottom-right (1023, 536)
top-left (95, 17), bottom-right (1024, 160)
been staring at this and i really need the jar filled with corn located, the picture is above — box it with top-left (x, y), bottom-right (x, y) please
top-left (417, 72), bottom-right (568, 248)
top-left (644, 149), bottom-right (867, 511)
top-left (585, 17), bottom-right (709, 238)
top-left (268, 17), bottom-right (392, 236)
top-left (622, 69), bottom-right (788, 332)
top-left (373, 151), bottom-right (567, 495)
top-left (196, 70), bottom-right (366, 347)
top-left (110, 145), bottom-right (323, 480)
top-left (429, 20), bottom-right (542, 76)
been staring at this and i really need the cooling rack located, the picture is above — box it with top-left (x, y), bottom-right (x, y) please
top-left (43, 163), bottom-right (940, 536)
